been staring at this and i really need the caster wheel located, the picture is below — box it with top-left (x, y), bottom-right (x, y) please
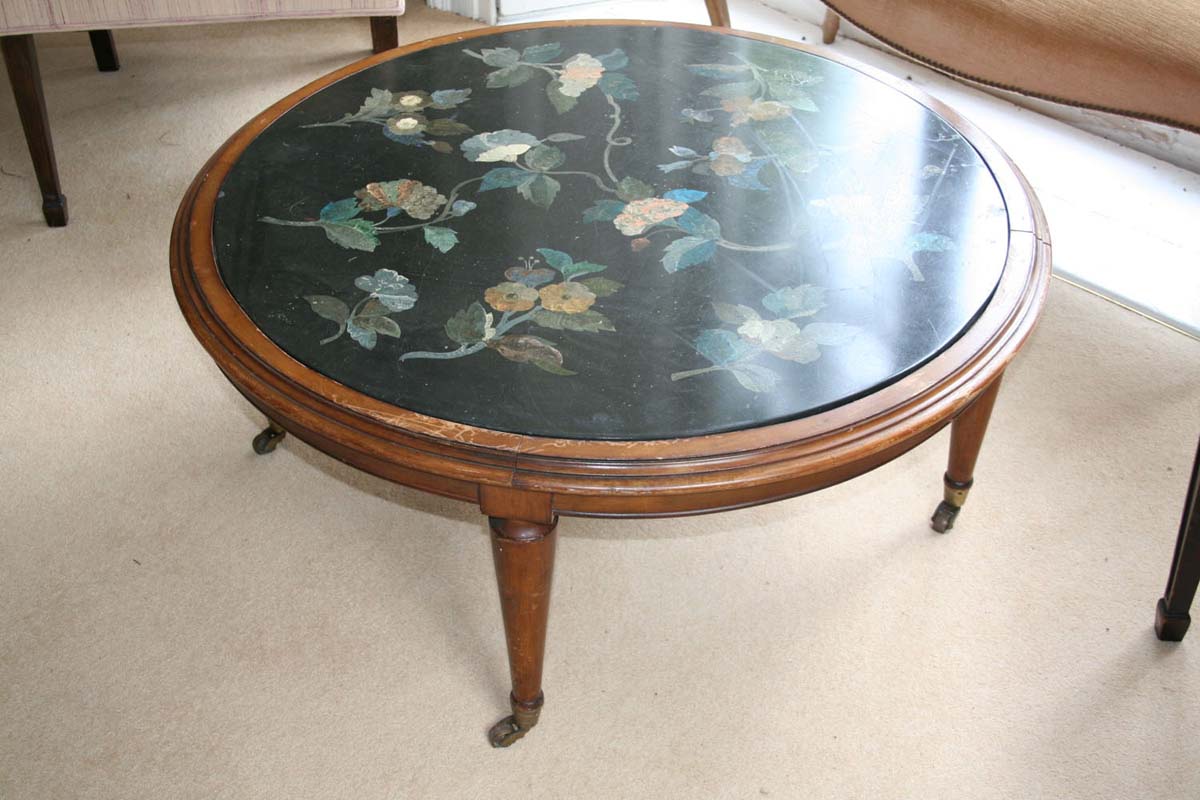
top-left (252, 424), bottom-right (286, 455)
top-left (930, 500), bottom-right (960, 533)
top-left (488, 715), bottom-right (528, 748)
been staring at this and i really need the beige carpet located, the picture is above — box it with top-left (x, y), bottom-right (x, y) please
top-left (2, 7), bottom-right (1199, 798)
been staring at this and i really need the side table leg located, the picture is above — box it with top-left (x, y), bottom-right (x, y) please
top-left (488, 516), bottom-right (557, 747)
top-left (931, 375), bottom-right (1003, 533)
top-left (1156, 438), bottom-right (1200, 641)
top-left (252, 420), bottom-right (286, 455)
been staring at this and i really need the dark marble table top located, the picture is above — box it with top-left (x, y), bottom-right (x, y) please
top-left (213, 24), bottom-right (1010, 440)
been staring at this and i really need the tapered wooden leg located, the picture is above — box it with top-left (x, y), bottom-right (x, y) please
top-left (488, 516), bottom-right (557, 747)
top-left (705, 0), bottom-right (732, 27)
top-left (931, 376), bottom-right (1003, 532)
top-left (2, 34), bottom-right (68, 226)
top-left (88, 30), bottom-right (119, 72)
top-left (822, 9), bottom-right (841, 44)
top-left (369, 16), bottom-right (398, 54)
top-left (1156, 439), bottom-right (1200, 641)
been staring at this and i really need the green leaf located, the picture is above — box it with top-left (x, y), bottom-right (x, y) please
top-left (695, 328), bottom-right (755, 366)
top-left (481, 47), bottom-right (519, 67)
top-left (582, 199), bottom-right (626, 223)
top-left (530, 307), bottom-right (615, 333)
top-left (319, 219), bottom-right (379, 252)
top-left (598, 73), bottom-right (638, 100)
top-left (535, 248), bottom-right (573, 270)
top-left (445, 302), bottom-right (490, 345)
top-left (523, 144), bottom-right (565, 172)
top-left (304, 295), bottom-right (349, 325)
top-left (560, 261), bottom-right (606, 281)
top-left (354, 314), bottom-right (402, 339)
top-left (616, 176), bottom-right (655, 202)
top-left (700, 80), bottom-right (760, 99)
top-left (479, 167), bottom-right (534, 192)
top-left (661, 236), bottom-right (717, 273)
top-left (545, 80), bottom-right (578, 114)
top-left (545, 132), bottom-right (585, 142)
top-left (728, 363), bottom-right (780, 393)
top-left (596, 49), bottom-right (629, 70)
top-left (517, 174), bottom-right (561, 208)
top-left (712, 302), bottom-right (760, 325)
top-left (319, 198), bottom-right (360, 222)
top-left (354, 88), bottom-right (394, 117)
top-left (757, 126), bottom-right (819, 174)
top-left (802, 322), bottom-right (858, 346)
top-left (579, 277), bottom-right (623, 297)
top-left (423, 226), bottom-right (459, 253)
top-left (765, 333), bottom-right (820, 363)
top-left (522, 42), bottom-right (562, 63)
top-left (762, 285), bottom-right (826, 318)
top-left (487, 64), bottom-right (537, 88)
top-left (663, 188), bottom-right (707, 203)
top-left (424, 118), bottom-right (473, 137)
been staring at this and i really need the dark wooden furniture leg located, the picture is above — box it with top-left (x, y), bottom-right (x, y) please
top-left (369, 17), bottom-right (398, 54)
top-left (705, 0), bottom-right (732, 27)
top-left (931, 375), bottom-right (1003, 532)
top-left (252, 420), bottom-right (287, 454)
top-left (488, 516), bottom-right (557, 747)
top-left (822, 9), bottom-right (841, 44)
top-left (88, 30), bottom-right (119, 71)
top-left (1, 34), bottom-right (68, 227)
top-left (1156, 439), bottom-right (1200, 641)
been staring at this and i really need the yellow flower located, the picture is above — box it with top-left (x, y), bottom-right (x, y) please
top-left (722, 97), bottom-right (790, 125)
top-left (484, 282), bottom-right (540, 312)
top-left (539, 282), bottom-right (597, 314)
top-left (613, 198), bottom-right (689, 236)
top-left (558, 53), bottom-right (605, 97)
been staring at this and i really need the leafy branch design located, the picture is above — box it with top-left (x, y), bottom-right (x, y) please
top-left (301, 88), bottom-right (473, 153)
top-left (304, 269), bottom-right (418, 350)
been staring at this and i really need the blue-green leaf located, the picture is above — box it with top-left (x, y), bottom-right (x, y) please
top-left (479, 167), bottom-right (534, 191)
top-left (546, 80), bottom-right (578, 114)
top-left (423, 226), bottom-right (458, 253)
top-left (598, 72), bottom-right (638, 100)
top-left (535, 248), bottom-right (573, 270)
top-left (663, 188), bottom-right (707, 203)
top-left (319, 219), bottom-right (379, 252)
top-left (560, 261), bottom-right (606, 281)
top-left (674, 207), bottom-right (720, 238)
top-left (762, 285), bottom-right (826, 319)
top-left (347, 318), bottom-right (377, 350)
top-left (728, 363), bottom-right (779, 393)
top-left (582, 199), bottom-right (627, 223)
top-left (687, 63), bottom-right (753, 79)
top-left (695, 328), bottom-right (756, 366)
top-left (487, 64), bottom-right (537, 88)
top-left (481, 47), bottom-right (519, 67)
top-left (517, 174), bottom-right (560, 208)
top-left (661, 236), bottom-right (717, 272)
top-left (522, 42), bottom-right (562, 63)
top-left (596, 49), bottom-right (629, 70)
top-left (429, 88), bottom-right (471, 108)
top-left (319, 198), bottom-right (360, 222)
top-left (658, 160), bottom-right (693, 173)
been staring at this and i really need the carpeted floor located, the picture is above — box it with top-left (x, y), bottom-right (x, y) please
top-left (1, 6), bottom-right (1198, 798)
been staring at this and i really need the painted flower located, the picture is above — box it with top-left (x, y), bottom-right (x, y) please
top-left (391, 90), bottom-right (432, 111)
top-left (613, 198), bottom-right (689, 236)
top-left (709, 136), bottom-right (753, 176)
top-left (737, 318), bottom-right (801, 351)
top-left (558, 53), bottom-right (605, 97)
top-left (722, 96), bottom-right (791, 125)
top-left (461, 129), bottom-right (541, 163)
top-left (484, 281), bottom-right (540, 312)
top-left (355, 179), bottom-right (446, 220)
top-left (385, 113), bottom-right (427, 136)
top-left (539, 282), bottom-right (596, 314)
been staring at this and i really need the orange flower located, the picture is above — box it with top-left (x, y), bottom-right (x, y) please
top-left (558, 53), bottom-right (605, 97)
top-left (538, 282), bottom-right (596, 314)
top-left (613, 198), bottom-right (689, 236)
top-left (484, 282), bottom-right (540, 312)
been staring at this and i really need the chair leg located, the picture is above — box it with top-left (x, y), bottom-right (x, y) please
top-left (1, 34), bottom-right (67, 227)
top-left (1156, 439), bottom-right (1200, 641)
top-left (822, 9), bottom-right (841, 44)
top-left (88, 30), bottom-right (119, 72)
top-left (369, 16), bottom-right (397, 54)
top-left (705, 0), bottom-right (732, 27)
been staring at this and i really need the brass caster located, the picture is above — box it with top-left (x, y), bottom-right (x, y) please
top-left (488, 715), bottom-right (529, 748)
top-left (930, 500), bottom-right (960, 533)
top-left (252, 423), bottom-right (286, 455)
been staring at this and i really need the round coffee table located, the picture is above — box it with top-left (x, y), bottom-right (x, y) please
top-left (171, 21), bottom-right (1050, 747)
